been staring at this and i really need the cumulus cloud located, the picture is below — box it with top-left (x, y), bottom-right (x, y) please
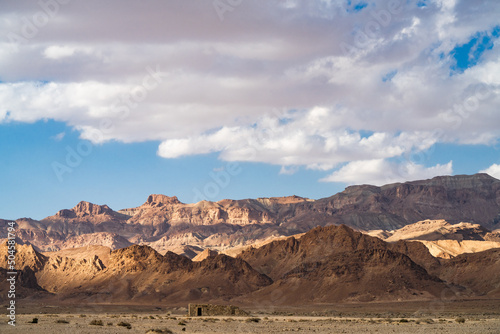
top-left (320, 159), bottom-right (453, 185)
top-left (43, 45), bottom-right (76, 59)
top-left (480, 164), bottom-right (500, 180)
top-left (0, 0), bottom-right (499, 184)
top-left (157, 108), bottom-right (439, 170)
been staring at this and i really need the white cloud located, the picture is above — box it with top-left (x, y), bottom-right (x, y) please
top-left (43, 45), bottom-right (76, 59)
top-left (480, 164), bottom-right (500, 180)
top-left (0, 1), bottom-right (499, 183)
top-left (321, 159), bottom-right (453, 185)
top-left (279, 165), bottom-right (299, 175)
top-left (157, 109), bottom-right (439, 169)
top-left (52, 132), bottom-right (65, 141)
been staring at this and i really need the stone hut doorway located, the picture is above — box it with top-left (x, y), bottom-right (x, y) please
top-left (197, 307), bottom-right (202, 316)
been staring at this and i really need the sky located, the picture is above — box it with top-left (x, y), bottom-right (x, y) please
top-left (1, 0), bottom-right (499, 220)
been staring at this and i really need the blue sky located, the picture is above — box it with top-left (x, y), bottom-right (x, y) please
top-left (1, 1), bottom-right (500, 220)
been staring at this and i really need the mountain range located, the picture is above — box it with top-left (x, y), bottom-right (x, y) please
top-left (2, 173), bottom-right (499, 256)
top-left (1, 173), bottom-right (500, 306)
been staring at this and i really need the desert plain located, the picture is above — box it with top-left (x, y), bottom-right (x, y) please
top-left (2, 300), bottom-right (500, 333)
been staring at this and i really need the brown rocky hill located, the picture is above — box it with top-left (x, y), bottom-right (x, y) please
top-left (238, 249), bottom-right (447, 305)
top-left (3, 174), bottom-right (500, 257)
top-left (0, 268), bottom-right (47, 301)
top-left (0, 241), bottom-right (272, 305)
top-left (438, 248), bottom-right (500, 297)
top-left (0, 241), bottom-right (49, 301)
top-left (238, 225), bottom-right (440, 281)
top-left (0, 241), bottom-right (48, 271)
top-left (2, 224), bottom-right (500, 305)
top-left (238, 224), bottom-right (500, 304)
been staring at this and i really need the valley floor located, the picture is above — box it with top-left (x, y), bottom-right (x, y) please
top-left (1, 313), bottom-right (500, 333)
top-left (2, 300), bottom-right (500, 334)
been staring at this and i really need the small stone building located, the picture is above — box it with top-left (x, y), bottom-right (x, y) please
top-left (188, 304), bottom-right (248, 316)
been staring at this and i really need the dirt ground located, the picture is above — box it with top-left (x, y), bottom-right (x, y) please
top-left (1, 300), bottom-right (500, 333)
top-left (1, 313), bottom-right (500, 333)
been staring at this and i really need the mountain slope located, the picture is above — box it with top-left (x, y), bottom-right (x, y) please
top-left (3, 174), bottom-right (500, 257)
top-left (2, 223), bottom-right (500, 305)
top-left (375, 220), bottom-right (500, 258)
top-left (291, 173), bottom-right (500, 231)
top-left (238, 224), bottom-right (440, 281)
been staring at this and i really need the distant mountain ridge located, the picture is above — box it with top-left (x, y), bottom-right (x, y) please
top-left (1, 173), bottom-right (499, 255)
top-left (2, 224), bottom-right (500, 306)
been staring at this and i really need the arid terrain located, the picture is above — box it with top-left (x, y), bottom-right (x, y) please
top-left (1, 303), bottom-right (500, 334)
top-left (2, 174), bottom-right (500, 332)
top-left (2, 173), bottom-right (500, 256)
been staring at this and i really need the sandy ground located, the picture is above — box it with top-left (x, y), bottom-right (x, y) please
top-left (1, 313), bottom-right (500, 333)
top-left (1, 300), bottom-right (500, 333)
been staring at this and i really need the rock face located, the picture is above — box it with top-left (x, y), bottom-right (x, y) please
top-left (3, 174), bottom-right (500, 258)
top-left (237, 224), bottom-right (499, 304)
top-left (51, 201), bottom-right (126, 222)
top-left (241, 249), bottom-right (446, 304)
top-left (238, 225), bottom-right (439, 282)
top-left (1, 224), bottom-right (500, 305)
top-left (383, 220), bottom-right (491, 242)
top-left (438, 248), bottom-right (500, 297)
top-left (296, 173), bottom-right (500, 232)
top-left (373, 219), bottom-right (500, 258)
top-left (0, 241), bottom-right (272, 304)
top-left (0, 242), bottom-right (48, 271)
top-left (192, 249), bottom-right (219, 262)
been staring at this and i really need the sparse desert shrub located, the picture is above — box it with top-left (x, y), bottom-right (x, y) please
top-left (146, 328), bottom-right (173, 334)
top-left (399, 318), bottom-right (409, 323)
top-left (423, 318), bottom-right (434, 324)
top-left (79, 314), bottom-right (86, 318)
top-left (107, 322), bottom-right (113, 326)
top-left (178, 320), bottom-right (186, 326)
top-left (455, 317), bottom-right (466, 324)
top-left (203, 318), bottom-right (218, 323)
top-left (149, 315), bottom-right (155, 319)
top-left (117, 321), bottom-right (132, 329)
top-left (89, 319), bottom-right (104, 326)
top-left (246, 317), bottom-right (261, 323)
top-left (28, 318), bottom-right (38, 324)
top-left (56, 319), bottom-right (69, 324)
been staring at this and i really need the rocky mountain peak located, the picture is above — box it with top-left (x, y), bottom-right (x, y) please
top-left (0, 241), bottom-right (48, 271)
top-left (193, 249), bottom-right (219, 262)
top-left (409, 173), bottom-right (499, 189)
top-left (143, 194), bottom-right (182, 207)
top-left (56, 201), bottom-right (114, 218)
